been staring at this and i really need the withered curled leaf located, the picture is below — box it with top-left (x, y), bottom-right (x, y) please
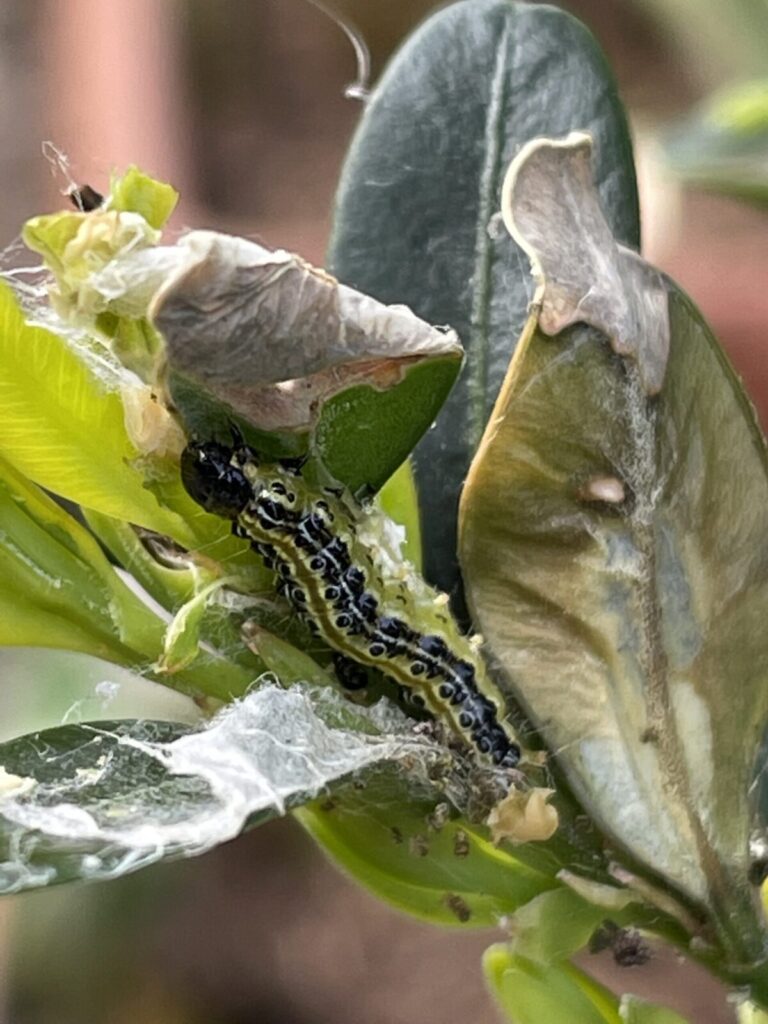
top-left (461, 134), bottom-right (768, 967)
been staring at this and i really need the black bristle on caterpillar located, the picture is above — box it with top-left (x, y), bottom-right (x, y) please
top-left (181, 439), bottom-right (521, 770)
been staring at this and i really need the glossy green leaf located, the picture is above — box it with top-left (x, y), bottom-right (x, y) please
top-left (377, 459), bottom-right (422, 569)
top-left (483, 945), bottom-right (622, 1024)
top-left (665, 80), bottom-right (768, 206)
top-left (329, 0), bottom-right (639, 601)
top-left (0, 452), bottom-right (256, 702)
top-left (0, 451), bottom-right (167, 662)
top-left (505, 888), bottom-right (613, 965)
top-left (460, 284), bottom-right (768, 966)
top-left (0, 281), bottom-right (193, 542)
top-left (314, 356), bottom-right (460, 494)
top-left (620, 996), bottom-right (691, 1024)
top-left (109, 165), bottom-right (179, 228)
top-left (0, 281), bottom-right (263, 562)
top-left (297, 770), bottom-right (557, 928)
top-left (243, 627), bottom-right (334, 690)
top-left (0, 649), bottom-right (202, 744)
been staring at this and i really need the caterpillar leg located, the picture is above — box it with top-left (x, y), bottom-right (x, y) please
top-left (332, 652), bottom-right (369, 691)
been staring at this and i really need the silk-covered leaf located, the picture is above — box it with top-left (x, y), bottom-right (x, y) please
top-left (0, 685), bottom-right (449, 894)
top-left (150, 231), bottom-right (462, 494)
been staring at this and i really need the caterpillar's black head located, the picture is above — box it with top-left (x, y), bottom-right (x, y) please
top-left (181, 440), bottom-right (252, 518)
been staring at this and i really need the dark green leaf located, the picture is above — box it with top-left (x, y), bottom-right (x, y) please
top-left (329, 0), bottom-right (639, 604)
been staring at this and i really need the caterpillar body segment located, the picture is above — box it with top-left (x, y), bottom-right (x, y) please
top-left (181, 439), bottom-right (521, 770)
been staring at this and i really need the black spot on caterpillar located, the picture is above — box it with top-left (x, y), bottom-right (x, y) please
top-left (181, 439), bottom-right (521, 770)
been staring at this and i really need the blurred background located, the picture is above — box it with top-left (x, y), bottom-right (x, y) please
top-left (2, 1), bottom-right (768, 1021)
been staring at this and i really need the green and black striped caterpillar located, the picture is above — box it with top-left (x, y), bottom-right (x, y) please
top-left (181, 438), bottom-right (521, 770)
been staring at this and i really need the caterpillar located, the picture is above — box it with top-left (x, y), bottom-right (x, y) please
top-left (180, 438), bottom-right (521, 770)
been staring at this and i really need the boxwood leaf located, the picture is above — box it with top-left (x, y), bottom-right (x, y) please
top-left (297, 772), bottom-right (557, 928)
top-left (150, 231), bottom-right (462, 493)
top-left (0, 281), bottom-right (193, 543)
top-left (109, 165), bottom-right (179, 228)
top-left (0, 451), bottom-right (256, 702)
top-left (0, 649), bottom-right (202, 745)
top-left (483, 945), bottom-right (622, 1024)
top-left (0, 451), bottom-right (168, 663)
top-left (504, 888), bottom-right (614, 965)
top-left (460, 284), bottom-right (768, 966)
top-left (0, 685), bottom-right (451, 894)
top-left (329, 0), bottom-right (639, 600)
top-left (620, 997), bottom-right (691, 1024)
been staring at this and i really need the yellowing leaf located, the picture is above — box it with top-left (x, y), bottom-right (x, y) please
top-left (0, 282), bottom-right (195, 543)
